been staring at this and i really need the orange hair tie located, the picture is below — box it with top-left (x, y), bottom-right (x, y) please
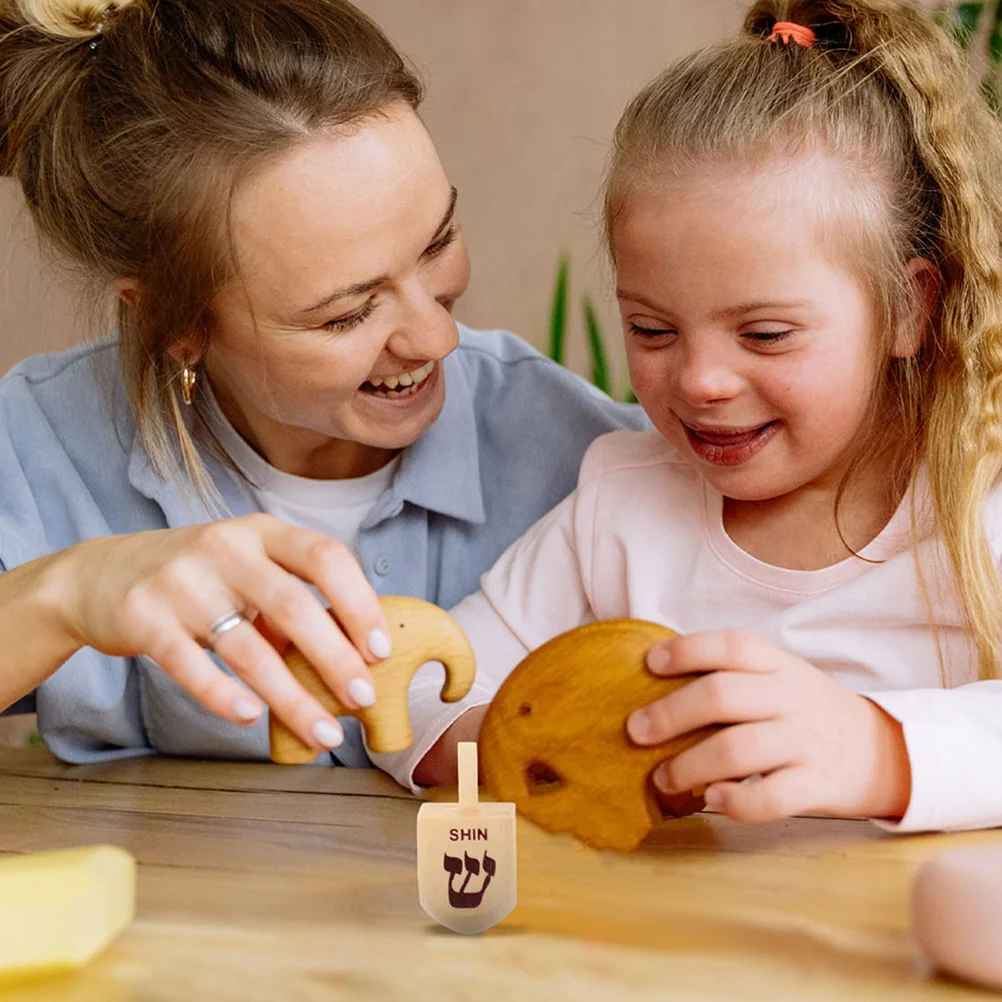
top-left (765, 21), bottom-right (816, 48)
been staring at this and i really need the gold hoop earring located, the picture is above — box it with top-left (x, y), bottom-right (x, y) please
top-left (181, 365), bottom-right (198, 406)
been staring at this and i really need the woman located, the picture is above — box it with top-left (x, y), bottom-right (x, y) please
top-left (0, 0), bottom-right (643, 770)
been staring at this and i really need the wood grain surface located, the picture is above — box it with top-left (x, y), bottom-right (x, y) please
top-left (1, 748), bottom-right (999, 1001)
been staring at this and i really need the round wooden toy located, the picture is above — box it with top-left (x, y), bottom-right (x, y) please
top-left (912, 845), bottom-right (1002, 990)
top-left (479, 618), bottom-right (716, 852)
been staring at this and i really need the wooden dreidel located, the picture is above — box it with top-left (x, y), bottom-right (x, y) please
top-left (416, 742), bottom-right (517, 935)
top-left (480, 619), bottom-right (718, 852)
top-left (0, 845), bottom-right (136, 983)
top-left (267, 595), bottom-right (476, 763)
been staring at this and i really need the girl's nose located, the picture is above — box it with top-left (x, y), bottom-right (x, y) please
top-left (672, 345), bottom-right (743, 406)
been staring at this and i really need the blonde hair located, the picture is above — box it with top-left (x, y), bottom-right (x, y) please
top-left (605, 0), bottom-right (1002, 681)
top-left (0, 0), bottom-right (422, 501)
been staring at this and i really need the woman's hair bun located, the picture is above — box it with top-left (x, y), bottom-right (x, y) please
top-left (14, 0), bottom-right (135, 39)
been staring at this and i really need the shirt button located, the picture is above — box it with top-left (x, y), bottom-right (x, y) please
top-left (374, 555), bottom-right (391, 576)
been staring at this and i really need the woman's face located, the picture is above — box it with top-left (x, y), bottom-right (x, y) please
top-left (205, 102), bottom-right (470, 478)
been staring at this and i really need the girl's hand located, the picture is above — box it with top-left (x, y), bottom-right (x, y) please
top-left (626, 631), bottom-right (912, 823)
top-left (54, 514), bottom-right (392, 753)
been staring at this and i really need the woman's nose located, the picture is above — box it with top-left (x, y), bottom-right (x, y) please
top-left (386, 282), bottom-right (460, 361)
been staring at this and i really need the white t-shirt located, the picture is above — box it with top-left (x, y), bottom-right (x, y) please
top-left (371, 429), bottom-right (1002, 835)
top-left (203, 386), bottom-right (399, 557)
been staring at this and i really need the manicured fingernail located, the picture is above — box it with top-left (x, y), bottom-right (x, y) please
top-left (704, 787), bottom-right (723, 809)
top-left (627, 709), bottom-right (651, 743)
top-left (348, 677), bottom-right (376, 708)
top-left (367, 628), bottom-right (392, 660)
top-left (232, 698), bottom-right (262, 722)
top-left (312, 719), bottom-right (344, 749)
top-left (647, 646), bottom-right (672, 674)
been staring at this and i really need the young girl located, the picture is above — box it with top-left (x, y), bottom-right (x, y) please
top-left (374, 0), bottom-right (1002, 833)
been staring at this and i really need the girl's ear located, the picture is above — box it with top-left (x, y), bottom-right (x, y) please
top-left (892, 257), bottom-right (940, 359)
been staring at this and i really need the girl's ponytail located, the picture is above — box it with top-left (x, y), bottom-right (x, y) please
top-left (754, 1), bottom-right (1002, 683)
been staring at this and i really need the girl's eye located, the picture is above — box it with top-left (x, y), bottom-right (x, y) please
top-left (744, 330), bottom-right (794, 345)
top-left (424, 226), bottom-right (459, 259)
top-left (629, 322), bottom-right (675, 340)
top-left (321, 300), bottom-right (375, 333)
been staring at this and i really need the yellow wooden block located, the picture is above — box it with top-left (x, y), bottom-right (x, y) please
top-left (0, 845), bottom-right (136, 982)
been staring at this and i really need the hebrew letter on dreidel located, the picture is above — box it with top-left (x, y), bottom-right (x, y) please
top-left (417, 742), bottom-right (517, 935)
top-left (267, 596), bottom-right (477, 764)
top-left (444, 849), bottom-right (496, 909)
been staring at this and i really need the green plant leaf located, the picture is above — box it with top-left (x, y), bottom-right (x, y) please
top-left (582, 297), bottom-right (611, 395)
top-left (989, 0), bottom-right (1002, 63)
top-left (937, 2), bottom-right (986, 48)
top-left (25, 730), bottom-right (43, 748)
top-left (548, 254), bottom-right (569, 366)
top-left (958, 3), bottom-right (986, 48)
top-left (981, 74), bottom-right (1002, 113)
top-left (623, 387), bottom-right (638, 405)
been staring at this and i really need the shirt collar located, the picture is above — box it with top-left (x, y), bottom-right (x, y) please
top-left (126, 423), bottom-right (257, 529)
top-left (127, 345), bottom-right (486, 527)
top-left (382, 347), bottom-right (486, 525)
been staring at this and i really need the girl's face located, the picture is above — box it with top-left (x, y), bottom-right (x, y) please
top-left (613, 157), bottom-right (903, 505)
top-left (205, 102), bottom-right (470, 477)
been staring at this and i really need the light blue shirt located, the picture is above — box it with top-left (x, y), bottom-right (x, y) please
top-left (0, 324), bottom-right (647, 766)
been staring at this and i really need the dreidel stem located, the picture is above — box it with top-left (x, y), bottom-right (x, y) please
top-left (458, 741), bottom-right (479, 809)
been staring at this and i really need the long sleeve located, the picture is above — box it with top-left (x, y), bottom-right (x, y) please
top-left (863, 683), bottom-right (1002, 832)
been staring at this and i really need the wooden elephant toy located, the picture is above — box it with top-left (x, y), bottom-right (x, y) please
top-left (479, 619), bottom-right (717, 852)
top-left (265, 595), bottom-right (476, 763)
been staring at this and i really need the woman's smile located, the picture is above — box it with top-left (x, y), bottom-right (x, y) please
top-left (361, 358), bottom-right (437, 399)
top-left (357, 357), bottom-right (443, 411)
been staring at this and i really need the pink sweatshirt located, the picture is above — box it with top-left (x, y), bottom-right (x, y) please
top-left (371, 430), bottom-right (1002, 832)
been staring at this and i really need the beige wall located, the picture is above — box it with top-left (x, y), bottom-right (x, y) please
top-left (0, 1), bottom-right (742, 385)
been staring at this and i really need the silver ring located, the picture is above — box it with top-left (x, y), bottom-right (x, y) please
top-left (206, 610), bottom-right (245, 647)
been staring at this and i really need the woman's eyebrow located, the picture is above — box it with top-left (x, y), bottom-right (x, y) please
top-left (431, 186), bottom-right (459, 241)
top-left (298, 186), bottom-right (459, 316)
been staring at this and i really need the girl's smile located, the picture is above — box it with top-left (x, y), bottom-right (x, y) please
top-left (681, 418), bottom-right (781, 466)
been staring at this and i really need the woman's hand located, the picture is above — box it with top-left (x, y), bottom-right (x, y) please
top-left (626, 631), bottom-right (912, 823)
top-left (53, 514), bottom-right (392, 753)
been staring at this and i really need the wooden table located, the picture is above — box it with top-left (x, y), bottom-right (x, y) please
top-left (0, 748), bottom-right (999, 1001)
